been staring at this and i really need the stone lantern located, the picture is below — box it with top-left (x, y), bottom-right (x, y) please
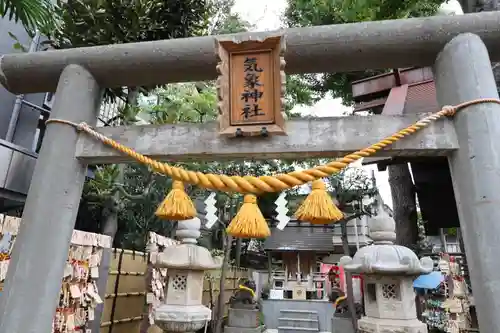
top-left (153, 217), bottom-right (222, 333)
top-left (340, 197), bottom-right (433, 333)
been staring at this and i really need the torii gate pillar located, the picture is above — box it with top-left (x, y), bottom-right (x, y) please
top-left (434, 33), bottom-right (500, 333)
top-left (0, 65), bottom-right (102, 332)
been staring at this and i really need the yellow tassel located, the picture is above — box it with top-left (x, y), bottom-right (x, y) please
top-left (294, 179), bottom-right (344, 224)
top-left (155, 180), bottom-right (196, 221)
top-left (226, 194), bottom-right (271, 239)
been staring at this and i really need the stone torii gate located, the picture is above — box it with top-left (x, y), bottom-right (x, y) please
top-left (1, 11), bottom-right (500, 333)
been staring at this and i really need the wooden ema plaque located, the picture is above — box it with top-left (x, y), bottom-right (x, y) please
top-left (215, 35), bottom-right (286, 137)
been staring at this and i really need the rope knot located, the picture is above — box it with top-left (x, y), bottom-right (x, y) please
top-left (441, 105), bottom-right (456, 116)
top-left (243, 194), bottom-right (257, 204)
top-left (172, 180), bottom-right (184, 190)
top-left (312, 179), bottom-right (326, 191)
top-left (76, 122), bottom-right (88, 131)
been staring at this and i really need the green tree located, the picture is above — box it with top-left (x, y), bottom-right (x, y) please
top-left (0, 0), bottom-right (55, 33)
top-left (284, 0), bottom-right (443, 105)
top-left (48, 0), bottom-right (207, 48)
top-left (146, 83), bottom-right (219, 125)
top-left (44, 0), bottom-right (208, 103)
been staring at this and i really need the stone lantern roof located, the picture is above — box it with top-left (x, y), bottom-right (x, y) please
top-left (340, 196), bottom-right (433, 276)
top-left (156, 217), bottom-right (221, 271)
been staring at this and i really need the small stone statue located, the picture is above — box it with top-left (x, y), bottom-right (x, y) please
top-left (330, 289), bottom-right (364, 318)
top-left (229, 279), bottom-right (258, 309)
top-left (225, 279), bottom-right (263, 333)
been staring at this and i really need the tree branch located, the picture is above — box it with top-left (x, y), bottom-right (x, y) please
top-left (84, 192), bottom-right (106, 202)
top-left (341, 211), bottom-right (368, 224)
top-left (115, 172), bottom-right (156, 200)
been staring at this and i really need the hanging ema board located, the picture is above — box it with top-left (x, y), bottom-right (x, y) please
top-left (215, 34), bottom-right (286, 137)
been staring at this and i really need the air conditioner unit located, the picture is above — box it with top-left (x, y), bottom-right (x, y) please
top-left (43, 92), bottom-right (54, 109)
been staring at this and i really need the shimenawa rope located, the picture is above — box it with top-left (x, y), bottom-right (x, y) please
top-left (45, 98), bottom-right (500, 238)
top-left (45, 98), bottom-right (500, 195)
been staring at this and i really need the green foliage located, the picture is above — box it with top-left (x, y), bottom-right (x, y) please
top-left (146, 83), bottom-right (219, 124)
top-left (84, 164), bottom-right (122, 198)
top-left (285, 75), bottom-right (324, 116)
top-left (284, 0), bottom-right (443, 105)
top-left (326, 167), bottom-right (377, 208)
top-left (8, 31), bottom-right (28, 51)
top-left (48, 0), bottom-right (207, 48)
top-left (286, 0), bottom-right (442, 25)
top-left (0, 0), bottom-right (56, 34)
top-left (446, 227), bottom-right (457, 236)
top-left (80, 161), bottom-right (179, 249)
top-left (44, 0), bottom-right (208, 102)
top-left (116, 166), bottom-right (177, 249)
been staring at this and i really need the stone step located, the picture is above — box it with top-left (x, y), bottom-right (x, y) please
top-left (278, 317), bottom-right (319, 329)
top-left (225, 326), bottom-right (264, 333)
top-left (279, 309), bottom-right (318, 320)
top-left (278, 326), bottom-right (320, 333)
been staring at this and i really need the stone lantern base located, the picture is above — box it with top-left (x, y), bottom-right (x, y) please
top-left (154, 304), bottom-right (211, 333)
top-left (358, 317), bottom-right (428, 333)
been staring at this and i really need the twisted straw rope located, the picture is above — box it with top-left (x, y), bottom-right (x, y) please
top-left (46, 98), bottom-right (500, 194)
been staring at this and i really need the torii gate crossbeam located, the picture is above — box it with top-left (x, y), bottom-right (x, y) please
top-left (2, 11), bottom-right (500, 94)
top-left (0, 12), bottom-right (499, 333)
top-left (75, 115), bottom-right (458, 164)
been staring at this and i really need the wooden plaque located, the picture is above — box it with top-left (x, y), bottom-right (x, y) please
top-left (292, 286), bottom-right (307, 300)
top-left (215, 34), bottom-right (286, 137)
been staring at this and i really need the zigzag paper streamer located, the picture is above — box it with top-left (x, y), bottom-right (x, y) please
top-left (275, 192), bottom-right (290, 230)
top-left (204, 192), bottom-right (218, 229)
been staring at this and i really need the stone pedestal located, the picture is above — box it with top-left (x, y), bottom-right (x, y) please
top-left (332, 315), bottom-right (355, 333)
top-left (357, 317), bottom-right (427, 333)
top-left (155, 304), bottom-right (211, 333)
top-left (225, 308), bottom-right (264, 333)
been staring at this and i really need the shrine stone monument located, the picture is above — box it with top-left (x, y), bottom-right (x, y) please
top-left (340, 198), bottom-right (433, 333)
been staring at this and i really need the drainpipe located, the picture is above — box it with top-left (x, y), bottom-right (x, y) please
top-left (5, 30), bottom-right (41, 142)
